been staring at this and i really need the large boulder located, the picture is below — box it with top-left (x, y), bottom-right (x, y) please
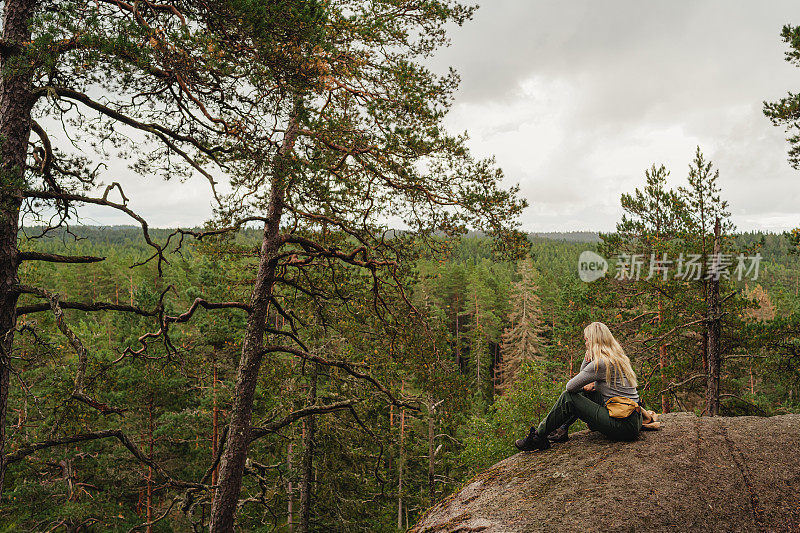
top-left (411, 413), bottom-right (800, 532)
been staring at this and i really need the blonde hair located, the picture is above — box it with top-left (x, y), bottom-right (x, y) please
top-left (584, 322), bottom-right (637, 387)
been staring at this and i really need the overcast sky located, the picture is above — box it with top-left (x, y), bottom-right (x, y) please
top-left (77, 1), bottom-right (800, 232)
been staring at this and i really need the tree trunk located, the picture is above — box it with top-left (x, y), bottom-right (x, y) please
top-left (474, 293), bottom-right (481, 389)
top-left (208, 216), bottom-right (279, 531)
top-left (0, 0), bottom-right (37, 498)
top-left (208, 108), bottom-right (300, 531)
top-left (146, 394), bottom-right (154, 533)
top-left (211, 357), bottom-right (219, 490)
top-left (397, 381), bottom-right (405, 531)
top-left (427, 397), bottom-right (440, 508)
top-left (287, 439), bottom-right (294, 533)
top-left (569, 349), bottom-right (574, 377)
top-left (284, 315), bottom-right (296, 530)
top-left (455, 296), bottom-right (461, 372)
top-left (299, 366), bottom-right (317, 533)
top-left (706, 218), bottom-right (722, 416)
top-left (657, 297), bottom-right (670, 413)
top-left (60, 458), bottom-right (75, 501)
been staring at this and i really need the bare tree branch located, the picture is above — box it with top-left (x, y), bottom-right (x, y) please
top-left (18, 251), bottom-right (105, 264)
top-left (263, 345), bottom-right (420, 410)
top-left (655, 373), bottom-right (706, 397)
top-left (33, 86), bottom-right (225, 201)
top-left (166, 297), bottom-right (252, 323)
top-left (5, 429), bottom-right (202, 489)
top-left (16, 285), bottom-right (125, 415)
top-left (248, 399), bottom-right (360, 442)
top-left (96, 0), bottom-right (187, 26)
top-left (16, 300), bottom-right (152, 317)
top-left (23, 187), bottom-right (169, 272)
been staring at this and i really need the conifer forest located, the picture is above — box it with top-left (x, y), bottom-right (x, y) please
top-left (1, 1), bottom-right (799, 531)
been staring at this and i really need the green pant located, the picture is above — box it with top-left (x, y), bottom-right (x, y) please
top-left (537, 390), bottom-right (642, 441)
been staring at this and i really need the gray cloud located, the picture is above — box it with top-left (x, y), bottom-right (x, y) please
top-left (432, 0), bottom-right (800, 232)
top-left (66, 1), bottom-right (800, 232)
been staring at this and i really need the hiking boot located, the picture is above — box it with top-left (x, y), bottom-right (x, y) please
top-left (514, 427), bottom-right (550, 451)
top-left (547, 425), bottom-right (569, 443)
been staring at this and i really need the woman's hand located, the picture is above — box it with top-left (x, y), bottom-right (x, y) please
top-left (583, 382), bottom-right (596, 392)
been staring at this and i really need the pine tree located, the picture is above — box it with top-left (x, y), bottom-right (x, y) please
top-left (601, 163), bottom-right (686, 412)
top-left (465, 262), bottom-right (502, 402)
top-left (600, 148), bottom-right (749, 415)
top-left (764, 24), bottom-right (800, 170)
top-left (679, 148), bottom-right (735, 415)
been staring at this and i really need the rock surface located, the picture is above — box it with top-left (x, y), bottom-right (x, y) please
top-left (411, 413), bottom-right (800, 533)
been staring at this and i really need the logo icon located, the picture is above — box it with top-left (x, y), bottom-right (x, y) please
top-left (578, 251), bottom-right (608, 283)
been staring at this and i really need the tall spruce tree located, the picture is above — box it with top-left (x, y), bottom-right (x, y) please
top-left (497, 257), bottom-right (545, 392)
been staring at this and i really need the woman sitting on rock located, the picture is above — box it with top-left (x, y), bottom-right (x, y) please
top-left (515, 321), bottom-right (642, 451)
